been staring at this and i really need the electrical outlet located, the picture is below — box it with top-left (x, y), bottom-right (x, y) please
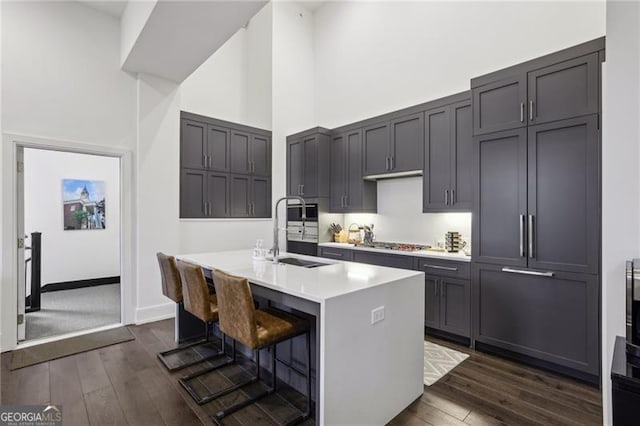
top-left (371, 306), bottom-right (385, 324)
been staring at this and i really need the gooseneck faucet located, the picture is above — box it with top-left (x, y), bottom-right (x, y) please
top-left (271, 196), bottom-right (306, 264)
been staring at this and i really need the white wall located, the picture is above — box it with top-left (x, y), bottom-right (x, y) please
top-left (313, 1), bottom-right (606, 128)
top-left (344, 177), bottom-right (471, 246)
top-left (1, 1), bottom-right (136, 147)
top-left (23, 149), bottom-right (120, 285)
top-left (602, 2), bottom-right (640, 423)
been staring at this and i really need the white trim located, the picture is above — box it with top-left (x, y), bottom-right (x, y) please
top-left (15, 322), bottom-right (123, 350)
top-left (135, 302), bottom-right (175, 325)
top-left (1, 132), bottom-right (135, 352)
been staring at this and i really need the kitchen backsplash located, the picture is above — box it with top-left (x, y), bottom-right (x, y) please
top-left (342, 177), bottom-right (472, 246)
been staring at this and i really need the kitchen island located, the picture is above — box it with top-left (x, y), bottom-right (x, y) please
top-left (176, 250), bottom-right (425, 425)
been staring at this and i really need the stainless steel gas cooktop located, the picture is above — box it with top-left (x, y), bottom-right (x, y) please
top-left (353, 241), bottom-right (431, 252)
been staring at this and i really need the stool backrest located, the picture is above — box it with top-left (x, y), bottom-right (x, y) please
top-left (213, 269), bottom-right (258, 349)
top-left (176, 260), bottom-right (216, 323)
top-left (157, 252), bottom-right (182, 303)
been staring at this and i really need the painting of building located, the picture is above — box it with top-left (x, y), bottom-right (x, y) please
top-left (62, 179), bottom-right (106, 230)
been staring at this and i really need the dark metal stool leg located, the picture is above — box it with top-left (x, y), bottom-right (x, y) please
top-left (157, 320), bottom-right (225, 372)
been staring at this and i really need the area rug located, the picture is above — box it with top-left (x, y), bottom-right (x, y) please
top-left (10, 327), bottom-right (134, 370)
top-left (423, 340), bottom-right (469, 386)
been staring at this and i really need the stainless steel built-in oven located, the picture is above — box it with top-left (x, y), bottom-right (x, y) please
top-left (286, 203), bottom-right (318, 256)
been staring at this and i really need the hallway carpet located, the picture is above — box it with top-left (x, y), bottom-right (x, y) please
top-left (25, 283), bottom-right (121, 341)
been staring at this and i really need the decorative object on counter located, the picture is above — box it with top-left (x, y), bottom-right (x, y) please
top-left (363, 224), bottom-right (375, 244)
top-left (252, 239), bottom-right (266, 260)
top-left (330, 223), bottom-right (348, 243)
top-left (348, 223), bottom-right (362, 244)
top-left (445, 232), bottom-right (462, 253)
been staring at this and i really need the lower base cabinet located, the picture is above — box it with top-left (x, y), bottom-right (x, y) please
top-left (472, 262), bottom-right (600, 378)
top-left (424, 276), bottom-right (471, 338)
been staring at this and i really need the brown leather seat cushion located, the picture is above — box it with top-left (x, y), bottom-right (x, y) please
top-left (255, 308), bottom-right (309, 348)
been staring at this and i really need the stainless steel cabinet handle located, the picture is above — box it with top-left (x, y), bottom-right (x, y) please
top-left (424, 264), bottom-right (458, 272)
top-left (390, 156), bottom-right (394, 170)
top-left (528, 214), bottom-right (534, 258)
top-left (529, 100), bottom-right (534, 121)
top-left (385, 157), bottom-right (390, 171)
top-left (209, 203), bottom-right (212, 216)
top-left (301, 184), bottom-right (304, 196)
top-left (520, 102), bottom-right (524, 122)
top-left (451, 189), bottom-right (455, 205)
top-left (444, 189), bottom-right (449, 205)
top-left (208, 156), bottom-right (212, 168)
top-left (501, 267), bottom-right (554, 277)
top-left (324, 251), bottom-right (343, 257)
top-left (519, 214), bottom-right (525, 257)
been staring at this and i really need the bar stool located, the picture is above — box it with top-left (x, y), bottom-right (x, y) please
top-left (156, 253), bottom-right (224, 371)
top-left (205, 269), bottom-right (312, 424)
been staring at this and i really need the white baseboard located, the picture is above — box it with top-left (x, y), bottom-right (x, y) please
top-left (135, 302), bottom-right (175, 325)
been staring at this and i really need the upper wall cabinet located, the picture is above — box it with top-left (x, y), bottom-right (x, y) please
top-left (180, 112), bottom-right (272, 218)
top-left (423, 93), bottom-right (473, 212)
top-left (472, 39), bottom-right (603, 136)
top-left (286, 128), bottom-right (331, 199)
top-left (363, 113), bottom-right (424, 177)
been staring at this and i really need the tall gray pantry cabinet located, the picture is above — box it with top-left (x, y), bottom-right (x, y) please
top-left (180, 112), bottom-right (272, 218)
top-left (471, 37), bottom-right (604, 382)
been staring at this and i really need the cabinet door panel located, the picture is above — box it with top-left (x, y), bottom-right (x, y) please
top-left (473, 264), bottom-right (599, 376)
top-left (424, 277), bottom-right (440, 329)
top-left (250, 135), bottom-right (270, 176)
top-left (527, 116), bottom-right (599, 274)
top-left (230, 131), bottom-right (251, 174)
top-left (440, 278), bottom-right (470, 338)
top-left (390, 113), bottom-right (424, 172)
top-left (180, 169), bottom-right (206, 218)
top-left (207, 173), bottom-right (229, 217)
top-left (329, 134), bottom-right (346, 212)
top-left (352, 251), bottom-right (414, 269)
top-left (451, 101), bottom-right (473, 210)
top-left (528, 53), bottom-right (599, 125)
top-left (346, 130), bottom-right (365, 210)
top-left (318, 247), bottom-right (354, 261)
top-left (251, 176), bottom-right (271, 218)
top-left (302, 136), bottom-right (318, 197)
top-left (230, 175), bottom-right (250, 217)
top-left (473, 128), bottom-right (527, 267)
top-left (473, 75), bottom-right (526, 135)
top-left (363, 122), bottom-right (390, 176)
top-left (423, 107), bottom-right (451, 211)
top-left (181, 120), bottom-right (207, 169)
top-left (207, 125), bottom-right (230, 172)
top-left (287, 140), bottom-right (303, 196)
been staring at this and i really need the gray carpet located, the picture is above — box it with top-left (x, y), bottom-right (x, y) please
top-left (11, 326), bottom-right (134, 370)
top-left (25, 283), bottom-right (121, 341)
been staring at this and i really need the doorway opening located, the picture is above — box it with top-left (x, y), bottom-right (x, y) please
top-left (17, 147), bottom-right (122, 343)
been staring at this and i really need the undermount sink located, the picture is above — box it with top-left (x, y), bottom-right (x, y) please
top-left (277, 257), bottom-right (330, 268)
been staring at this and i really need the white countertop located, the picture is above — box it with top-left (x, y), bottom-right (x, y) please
top-left (176, 250), bottom-right (424, 304)
top-left (318, 242), bottom-right (472, 262)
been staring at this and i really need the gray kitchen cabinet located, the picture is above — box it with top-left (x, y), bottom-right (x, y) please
top-left (424, 277), bottom-right (440, 330)
top-left (423, 96), bottom-right (473, 212)
top-left (180, 112), bottom-right (272, 219)
top-left (363, 122), bottom-right (390, 176)
top-left (390, 113), bottom-right (424, 172)
top-left (181, 120), bottom-right (207, 170)
top-left (363, 114), bottom-right (423, 177)
top-left (352, 251), bottom-right (415, 269)
top-left (472, 75), bottom-right (526, 136)
top-left (472, 128), bottom-right (528, 267)
top-left (472, 38), bottom-right (603, 136)
top-left (230, 174), bottom-right (270, 218)
top-left (317, 247), bottom-right (354, 261)
top-left (330, 129), bottom-right (377, 213)
top-left (527, 115), bottom-right (599, 274)
top-left (180, 169), bottom-right (206, 218)
top-left (419, 259), bottom-right (471, 338)
top-left (527, 53), bottom-right (599, 126)
top-left (286, 128), bottom-right (331, 199)
top-left (180, 169), bottom-right (229, 218)
top-left (472, 263), bottom-right (599, 377)
top-left (230, 131), bottom-right (271, 176)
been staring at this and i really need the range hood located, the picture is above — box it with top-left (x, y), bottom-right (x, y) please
top-left (363, 169), bottom-right (423, 181)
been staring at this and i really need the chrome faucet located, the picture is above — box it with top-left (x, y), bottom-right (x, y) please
top-left (271, 196), bottom-right (306, 264)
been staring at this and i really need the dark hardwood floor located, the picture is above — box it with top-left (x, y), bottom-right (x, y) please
top-left (1, 320), bottom-right (602, 425)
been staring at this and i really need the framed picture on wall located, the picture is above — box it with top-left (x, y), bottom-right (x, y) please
top-left (62, 179), bottom-right (106, 230)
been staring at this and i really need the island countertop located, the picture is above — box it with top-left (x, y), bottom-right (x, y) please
top-left (177, 250), bottom-right (424, 303)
